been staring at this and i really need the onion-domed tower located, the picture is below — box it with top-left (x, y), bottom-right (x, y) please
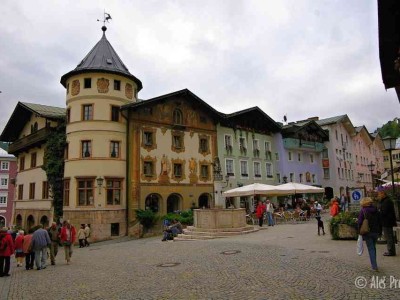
top-left (60, 25), bottom-right (142, 240)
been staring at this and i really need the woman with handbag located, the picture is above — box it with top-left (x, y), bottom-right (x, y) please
top-left (357, 197), bottom-right (381, 271)
top-left (60, 221), bottom-right (76, 265)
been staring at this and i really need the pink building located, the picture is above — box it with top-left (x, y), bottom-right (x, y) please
top-left (0, 147), bottom-right (17, 227)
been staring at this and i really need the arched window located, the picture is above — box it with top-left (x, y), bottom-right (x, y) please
top-left (145, 194), bottom-right (160, 213)
top-left (167, 194), bottom-right (181, 213)
top-left (40, 215), bottom-right (49, 227)
top-left (16, 214), bottom-right (22, 227)
top-left (173, 109), bottom-right (183, 125)
top-left (27, 215), bottom-right (35, 230)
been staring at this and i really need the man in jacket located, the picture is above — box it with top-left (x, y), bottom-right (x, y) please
top-left (0, 228), bottom-right (15, 276)
top-left (31, 224), bottom-right (51, 270)
top-left (48, 222), bottom-right (60, 265)
top-left (377, 189), bottom-right (397, 256)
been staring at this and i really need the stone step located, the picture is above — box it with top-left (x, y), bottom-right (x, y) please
top-left (175, 227), bottom-right (260, 241)
top-left (184, 226), bottom-right (256, 233)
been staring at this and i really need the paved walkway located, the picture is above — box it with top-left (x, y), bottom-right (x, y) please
top-left (1, 217), bottom-right (400, 299)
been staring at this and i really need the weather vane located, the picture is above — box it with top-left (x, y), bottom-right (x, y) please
top-left (97, 10), bottom-right (112, 28)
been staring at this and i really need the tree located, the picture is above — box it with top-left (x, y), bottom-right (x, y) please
top-left (377, 119), bottom-right (400, 138)
top-left (42, 120), bottom-right (67, 221)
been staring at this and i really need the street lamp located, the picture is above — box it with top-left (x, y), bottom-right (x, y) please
top-left (382, 136), bottom-right (398, 218)
top-left (367, 161), bottom-right (375, 189)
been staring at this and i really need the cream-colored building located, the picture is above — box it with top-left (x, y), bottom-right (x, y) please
top-left (0, 102), bottom-right (65, 228)
top-left (59, 25), bottom-right (143, 239)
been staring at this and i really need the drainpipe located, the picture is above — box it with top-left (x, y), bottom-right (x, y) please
top-left (122, 109), bottom-right (130, 236)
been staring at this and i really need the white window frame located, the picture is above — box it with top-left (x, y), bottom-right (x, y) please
top-left (288, 152), bottom-right (293, 161)
top-left (312, 174), bottom-right (316, 184)
top-left (225, 159), bottom-right (234, 177)
top-left (1, 161), bottom-right (9, 171)
top-left (297, 152), bottom-right (302, 162)
top-left (289, 172), bottom-right (294, 182)
top-left (239, 137), bottom-right (247, 151)
top-left (253, 161), bottom-right (261, 179)
top-left (265, 162), bottom-right (273, 179)
top-left (276, 173), bottom-right (281, 183)
top-left (253, 139), bottom-right (260, 151)
top-left (0, 193), bottom-right (7, 206)
top-left (224, 135), bottom-right (233, 151)
top-left (299, 173), bottom-right (303, 183)
top-left (275, 153), bottom-right (279, 161)
top-left (0, 175), bottom-right (9, 188)
top-left (264, 141), bottom-right (271, 152)
top-left (309, 154), bottom-right (314, 163)
top-left (240, 160), bottom-right (248, 178)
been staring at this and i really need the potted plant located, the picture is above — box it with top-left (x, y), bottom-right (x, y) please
top-left (329, 211), bottom-right (359, 240)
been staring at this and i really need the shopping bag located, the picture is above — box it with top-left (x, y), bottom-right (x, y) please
top-left (357, 235), bottom-right (364, 256)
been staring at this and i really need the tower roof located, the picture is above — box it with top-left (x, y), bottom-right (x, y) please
top-left (60, 26), bottom-right (142, 91)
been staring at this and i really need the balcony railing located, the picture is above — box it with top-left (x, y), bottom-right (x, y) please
top-left (8, 127), bottom-right (53, 154)
top-left (283, 138), bottom-right (324, 152)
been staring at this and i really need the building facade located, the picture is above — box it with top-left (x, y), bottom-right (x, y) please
top-left (0, 147), bottom-right (17, 227)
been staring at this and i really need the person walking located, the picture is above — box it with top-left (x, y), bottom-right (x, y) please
top-left (377, 188), bottom-right (397, 256)
top-left (314, 201), bottom-right (322, 216)
top-left (22, 229), bottom-right (35, 270)
top-left (77, 225), bottom-right (86, 248)
top-left (84, 224), bottom-right (91, 247)
top-left (358, 197), bottom-right (381, 271)
top-left (48, 222), bottom-right (60, 265)
top-left (60, 220), bottom-right (76, 265)
top-left (0, 228), bottom-right (15, 277)
top-left (340, 194), bottom-right (347, 212)
top-left (14, 230), bottom-right (25, 267)
top-left (266, 200), bottom-right (275, 226)
top-left (31, 224), bottom-right (51, 270)
top-left (255, 201), bottom-right (266, 227)
top-left (330, 199), bottom-right (340, 217)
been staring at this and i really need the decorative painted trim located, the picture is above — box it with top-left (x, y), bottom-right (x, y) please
top-left (125, 83), bottom-right (133, 99)
top-left (97, 78), bottom-right (109, 93)
top-left (141, 155), bottom-right (157, 182)
top-left (141, 127), bottom-right (157, 152)
top-left (71, 80), bottom-right (80, 96)
top-left (171, 158), bottom-right (186, 183)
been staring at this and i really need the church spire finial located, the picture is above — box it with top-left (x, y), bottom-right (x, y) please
top-left (97, 10), bottom-right (112, 32)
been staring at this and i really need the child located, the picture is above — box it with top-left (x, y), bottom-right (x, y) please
top-left (14, 230), bottom-right (25, 267)
top-left (316, 216), bottom-right (325, 235)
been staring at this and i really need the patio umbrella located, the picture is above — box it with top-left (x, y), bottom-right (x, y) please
top-left (275, 182), bottom-right (325, 194)
top-left (222, 183), bottom-right (286, 197)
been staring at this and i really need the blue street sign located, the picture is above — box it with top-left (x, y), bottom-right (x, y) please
top-left (352, 190), bottom-right (362, 201)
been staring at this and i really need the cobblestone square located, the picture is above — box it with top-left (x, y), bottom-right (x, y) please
top-left (1, 219), bottom-right (399, 299)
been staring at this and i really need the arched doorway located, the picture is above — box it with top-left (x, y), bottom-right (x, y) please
top-left (167, 194), bottom-right (181, 213)
top-left (0, 216), bottom-right (5, 228)
top-left (27, 215), bottom-right (35, 230)
top-left (198, 193), bottom-right (210, 208)
top-left (16, 214), bottom-right (22, 228)
top-left (325, 187), bottom-right (334, 200)
top-left (40, 215), bottom-right (49, 227)
top-left (145, 194), bottom-right (161, 213)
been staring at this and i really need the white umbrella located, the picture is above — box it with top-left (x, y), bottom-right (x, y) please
top-left (222, 183), bottom-right (286, 197)
top-left (381, 182), bottom-right (400, 187)
top-left (275, 182), bottom-right (325, 194)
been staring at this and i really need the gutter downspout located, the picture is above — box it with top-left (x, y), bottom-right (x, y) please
top-left (122, 109), bottom-right (130, 236)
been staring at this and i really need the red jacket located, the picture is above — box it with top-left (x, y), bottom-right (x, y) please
top-left (0, 232), bottom-right (15, 257)
top-left (330, 202), bottom-right (339, 217)
top-left (60, 225), bottom-right (77, 244)
top-left (255, 203), bottom-right (266, 218)
top-left (15, 234), bottom-right (24, 251)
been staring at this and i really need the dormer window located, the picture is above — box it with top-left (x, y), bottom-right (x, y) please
top-left (173, 109), bottom-right (183, 125)
top-left (84, 78), bottom-right (92, 89)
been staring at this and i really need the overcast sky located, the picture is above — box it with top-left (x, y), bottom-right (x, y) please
top-left (0, 0), bottom-right (399, 136)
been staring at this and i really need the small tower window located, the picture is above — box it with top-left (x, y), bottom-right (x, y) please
top-left (173, 109), bottom-right (183, 125)
top-left (84, 78), bottom-right (92, 89)
top-left (114, 80), bottom-right (121, 91)
top-left (111, 106), bottom-right (119, 122)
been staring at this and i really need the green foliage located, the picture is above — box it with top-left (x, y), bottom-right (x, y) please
top-left (42, 120), bottom-right (67, 220)
top-left (329, 211), bottom-right (359, 240)
top-left (377, 119), bottom-right (400, 138)
top-left (163, 210), bottom-right (193, 225)
top-left (135, 209), bottom-right (159, 232)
